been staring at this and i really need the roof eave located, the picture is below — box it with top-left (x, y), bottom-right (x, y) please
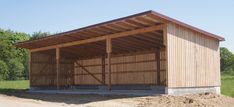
top-left (15, 10), bottom-right (225, 49)
top-left (149, 11), bottom-right (225, 41)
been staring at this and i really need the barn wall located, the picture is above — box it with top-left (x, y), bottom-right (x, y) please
top-left (59, 57), bottom-right (75, 87)
top-left (30, 50), bottom-right (167, 87)
top-left (74, 51), bottom-right (166, 85)
top-left (30, 50), bottom-right (74, 87)
top-left (166, 23), bottom-right (220, 88)
top-left (31, 51), bottom-right (56, 87)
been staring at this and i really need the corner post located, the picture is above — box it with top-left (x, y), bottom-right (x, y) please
top-left (156, 49), bottom-right (161, 85)
top-left (162, 24), bottom-right (168, 87)
top-left (56, 48), bottom-right (60, 89)
top-left (106, 38), bottom-right (112, 90)
top-left (29, 50), bottom-right (32, 87)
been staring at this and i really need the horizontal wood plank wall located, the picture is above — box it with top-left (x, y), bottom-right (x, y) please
top-left (167, 23), bottom-right (220, 88)
top-left (74, 52), bottom-right (166, 85)
top-left (31, 50), bottom-right (74, 87)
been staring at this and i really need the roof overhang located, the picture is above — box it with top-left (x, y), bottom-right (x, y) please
top-left (15, 10), bottom-right (225, 50)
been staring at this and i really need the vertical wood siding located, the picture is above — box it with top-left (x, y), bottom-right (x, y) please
top-left (31, 52), bottom-right (56, 87)
top-left (31, 50), bottom-right (167, 87)
top-left (74, 52), bottom-right (166, 85)
top-left (31, 50), bottom-right (74, 87)
top-left (167, 23), bottom-right (220, 88)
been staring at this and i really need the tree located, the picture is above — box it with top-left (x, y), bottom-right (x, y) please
top-left (8, 59), bottom-right (24, 80)
top-left (220, 47), bottom-right (234, 72)
top-left (0, 29), bottom-right (30, 80)
top-left (30, 31), bottom-right (50, 40)
top-left (0, 29), bottom-right (53, 80)
top-left (0, 60), bottom-right (8, 80)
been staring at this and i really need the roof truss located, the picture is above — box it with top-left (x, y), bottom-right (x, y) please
top-left (30, 24), bottom-right (164, 52)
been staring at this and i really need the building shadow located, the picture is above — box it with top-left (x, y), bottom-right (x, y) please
top-left (0, 88), bottom-right (158, 105)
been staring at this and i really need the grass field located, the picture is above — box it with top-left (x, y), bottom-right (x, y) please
top-left (0, 75), bottom-right (233, 97)
top-left (221, 73), bottom-right (234, 97)
top-left (0, 80), bottom-right (29, 92)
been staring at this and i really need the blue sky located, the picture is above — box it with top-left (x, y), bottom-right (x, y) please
top-left (0, 0), bottom-right (234, 52)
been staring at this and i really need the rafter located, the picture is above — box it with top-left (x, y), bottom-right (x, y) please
top-left (30, 24), bottom-right (163, 52)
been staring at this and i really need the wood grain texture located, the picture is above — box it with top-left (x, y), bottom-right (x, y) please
top-left (30, 49), bottom-right (74, 87)
top-left (74, 52), bottom-right (166, 85)
top-left (30, 25), bottom-right (163, 52)
top-left (28, 22), bottom-right (221, 89)
top-left (166, 23), bottom-right (220, 88)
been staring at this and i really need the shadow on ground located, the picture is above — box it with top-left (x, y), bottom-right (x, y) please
top-left (0, 89), bottom-right (147, 105)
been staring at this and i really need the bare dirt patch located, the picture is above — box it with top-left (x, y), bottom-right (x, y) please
top-left (0, 91), bottom-right (234, 107)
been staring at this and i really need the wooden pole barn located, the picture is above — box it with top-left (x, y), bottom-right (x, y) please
top-left (16, 10), bottom-right (224, 95)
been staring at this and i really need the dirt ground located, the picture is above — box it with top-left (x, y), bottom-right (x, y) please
top-left (0, 91), bottom-right (234, 107)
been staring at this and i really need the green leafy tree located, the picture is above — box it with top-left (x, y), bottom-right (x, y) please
top-left (220, 47), bottom-right (234, 72)
top-left (8, 59), bottom-right (24, 80)
top-left (30, 31), bottom-right (50, 40)
top-left (0, 29), bottom-right (30, 80)
top-left (0, 29), bottom-right (54, 80)
top-left (0, 60), bottom-right (8, 80)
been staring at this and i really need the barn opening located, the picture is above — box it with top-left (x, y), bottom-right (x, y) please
top-left (30, 28), bottom-right (166, 92)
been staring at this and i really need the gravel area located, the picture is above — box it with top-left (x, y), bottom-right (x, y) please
top-left (0, 91), bottom-right (234, 107)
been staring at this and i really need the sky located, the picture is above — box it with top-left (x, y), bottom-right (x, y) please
top-left (0, 0), bottom-right (234, 52)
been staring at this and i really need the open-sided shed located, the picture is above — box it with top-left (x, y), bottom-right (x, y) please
top-left (16, 10), bottom-right (224, 95)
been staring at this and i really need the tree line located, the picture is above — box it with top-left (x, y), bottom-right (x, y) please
top-left (0, 29), bottom-right (50, 80)
top-left (220, 47), bottom-right (234, 73)
top-left (0, 28), bottom-right (233, 80)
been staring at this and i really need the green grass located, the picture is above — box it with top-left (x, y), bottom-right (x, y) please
top-left (0, 80), bottom-right (29, 92)
top-left (221, 73), bottom-right (234, 97)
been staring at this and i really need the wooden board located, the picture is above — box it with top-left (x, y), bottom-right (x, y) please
top-left (30, 50), bottom-right (75, 87)
top-left (166, 23), bottom-right (220, 88)
top-left (74, 52), bottom-right (166, 85)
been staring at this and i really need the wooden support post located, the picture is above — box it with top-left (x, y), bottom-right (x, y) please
top-left (162, 24), bottom-right (168, 86)
top-left (28, 51), bottom-right (32, 87)
top-left (156, 49), bottom-right (161, 85)
top-left (71, 60), bottom-right (75, 86)
top-left (102, 56), bottom-right (106, 85)
top-left (106, 38), bottom-right (112, 90)
top-left (73, 60), bottom-right (76, 86)
top-left (56, 48), bottom-right (60, 89)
